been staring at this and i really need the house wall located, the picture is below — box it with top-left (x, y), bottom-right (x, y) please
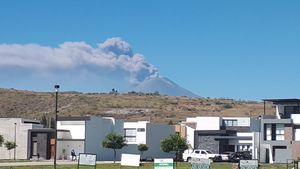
top-left (277, 105), bottom-right (285, 117)
top-left (186, 126), bottom-right (195, 148)
top-left (195, 117), bottom-right (220, 130)
top-left (250, 118), bottom-right (260, 160)
top-left (259, 143), bottom-right (292, 163)
top-left (124, 121), bottom-right (147, 144)
top-left (228, 132), bottom-right (253, 147)
top-left (121, 123), bottom-right (175, 160)
top-left (57, 140), bottom-right (84, 160)
top-left (276, 104), bottom-right (300, 118)
top-left (295, 128), bottom-right (300, 141)
top-left (175, 124), bottom-right (186, 138)
top-left (222, 117), bottom-right (250, 127)
top-left (259, 119), bottom-right (293, 163)
top-left (196, 135), bottom-right (220, 153)
top-left (144, 123), bottom-right (175, 159)
top-left (57, 121), bottom-right (85, 139)
top-left (291, 141), bottom-right (300, 160)
top-left (284, 124), bottom-right (293, 140)
top-left (85, 117), bottom-right (123, 161)
top-left (0, 118), bottom-right (41, 159)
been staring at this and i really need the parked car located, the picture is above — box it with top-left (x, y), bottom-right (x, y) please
top-left (182, 149), bottom-right (218, 162)
top-left (229, 151), bottom-right (252, 162)
top-left (213, 151), bottom-right (234, 162)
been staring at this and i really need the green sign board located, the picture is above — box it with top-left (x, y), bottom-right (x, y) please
top-left (154, 158), bottom-right (173, 169)
top-left (239, 160), bottom-right (259, 169)
top-left (191, 158), bottom-right (211, 169)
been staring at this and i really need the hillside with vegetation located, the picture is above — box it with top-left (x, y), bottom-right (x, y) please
top-left (0, 88), bottom-right (274, 124)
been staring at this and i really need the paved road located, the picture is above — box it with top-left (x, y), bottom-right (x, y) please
top-left (0, 160), bottom-right (117, 167)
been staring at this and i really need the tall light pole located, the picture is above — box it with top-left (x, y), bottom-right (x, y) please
top-left (258, 116), bottom-right (261, 163)
top-left (54, 85), bottom-right (60, 169)
top-left (14, 122), bottom-right (17, 160)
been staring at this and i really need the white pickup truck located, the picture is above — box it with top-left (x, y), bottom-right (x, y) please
top-left (182, 149), bottom-right (218, 162)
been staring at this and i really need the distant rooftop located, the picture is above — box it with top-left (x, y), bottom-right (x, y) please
top-left (263, 99), bottom-right (300, 104)
top-left (58, 116), bottom-right (91, 121)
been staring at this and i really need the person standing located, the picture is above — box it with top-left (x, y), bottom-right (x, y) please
top-left (71, 149), bottom-right (76, 161)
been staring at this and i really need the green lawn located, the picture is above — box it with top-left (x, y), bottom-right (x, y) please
top-left (0, 162), bottom-right (291, 169)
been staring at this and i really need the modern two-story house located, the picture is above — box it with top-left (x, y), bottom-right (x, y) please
top-left (179, 116), bottom-right (254, 155)
top-left (256, 99), bottom-right (300, 163)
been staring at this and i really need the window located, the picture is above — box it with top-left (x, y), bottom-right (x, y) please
top-left (264, 124), bottom-right (285, 141)
top-left (223, 119), bottom-right (238, 126)
top-left (201, 151), bottom-right (207, 154)
top-left (124, 128), bottom-right (137, 142)
top-left (284, 106), bottom-right (300, 118)
top-left (266, 124), bottom-right (272, 141)
top-left (137, 128), bottom-right (145, 132)
top-left (276, 124), bottom-right (284, 140)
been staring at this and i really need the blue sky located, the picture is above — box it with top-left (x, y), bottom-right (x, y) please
top-left (0, 0), bottom-right (299, 100)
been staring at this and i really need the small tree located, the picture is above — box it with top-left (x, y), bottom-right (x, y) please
top-left (137, 144), bottom-right (148, 160)
top-left (161, 134), bottom-right (188, 168)
top-left (4, 141), bottom-right (17, 159)
top-left (102, 133), bottom-right (126, 163)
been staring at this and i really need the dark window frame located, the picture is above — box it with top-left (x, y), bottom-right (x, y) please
top-left (222, 119), bottom-right (238, 127)
top-left (124, 128), bottom-right (137, 142)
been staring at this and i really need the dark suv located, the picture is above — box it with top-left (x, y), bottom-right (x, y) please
top-left (229, 151), bottom-right (252, 162)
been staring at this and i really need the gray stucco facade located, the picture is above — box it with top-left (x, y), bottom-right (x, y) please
top-left (258, 118), bottom-right (292, 163)
top-left (85, 117), bottom-right (124, 161)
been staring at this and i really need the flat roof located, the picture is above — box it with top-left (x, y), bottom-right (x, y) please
top-left (214, 136), bottom-right (252, 140)
top-left (22, 119), bottom-right (41, 124)
top-left (57, 116), bottom-right (91, 121)
top-left (29, 128), bottom-right (55, 132)
top-left (263, 99), bottom-right (300, 104)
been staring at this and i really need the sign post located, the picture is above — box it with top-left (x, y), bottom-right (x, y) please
top-left (154, 158), bottom-right (173, 169)
top-left (190, 158), bottom-right (211, 169)
top-left (77, 153), bottom-right (97, 169)
top-left (239, 159), bottom-right (259, 169)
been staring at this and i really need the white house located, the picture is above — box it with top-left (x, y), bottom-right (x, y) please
top-left (56, 116), bottom-right (175, 161)
top-left (0, 118), bottom-right (42, 159)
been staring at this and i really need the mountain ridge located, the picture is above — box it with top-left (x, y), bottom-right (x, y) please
top-left (0, 88), bottom-right (274, 123)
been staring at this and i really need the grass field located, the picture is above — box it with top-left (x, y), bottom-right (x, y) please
top-left (0, 162), bottom-right (290, 169)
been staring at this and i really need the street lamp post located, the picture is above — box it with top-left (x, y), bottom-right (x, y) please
top-left (54, 85), bottom-right (60, 169)
top-left (258, 116), bottom-right (261, 163)
top-left (14, 122), bottom-right (17, 160)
